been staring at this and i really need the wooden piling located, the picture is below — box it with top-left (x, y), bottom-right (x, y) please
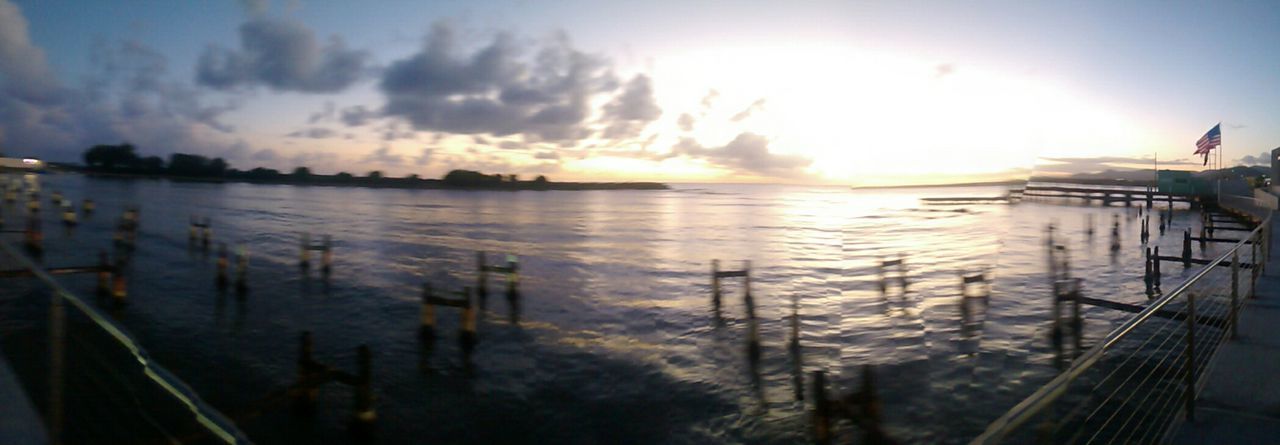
top-left (215, 243), bottom-right (229, 290)
top-left (812, 371), bottom-right (831, 445)
top-left (1154, 246), bottom-right (1162, 288)
top-left (460, 286), bottom-right (477, 354)
top-left (234, 245), bottom-right (249, 294)
top-left (111, 257), bottom-right (127, 305)
top-left (97, 252), bottom-right (111, 296)
top-left (711, 259), bottom-right (722, 310)
top-left (82, 199), bottom-right (94, 214)
top-left (293, 331), bottom-right (319, 411)
top-left (744, 261), bottom-right (760, 362)
top-left (505, 255), bottom-right (519, 301)
top-left (1182, 230), bottom-right (1192, 267)
top-left (300, 233), bottom-right (311, 270)
top-left (477, 251), bottom-right (489, 298)
top-left (24, 217), bottom-right (42, 254)
top-left (420, 283), bottom-right (436, 338)
top-left (350, 345), bottom-right (376, 433)
top-left (321, 235), bottom-right (332, 277)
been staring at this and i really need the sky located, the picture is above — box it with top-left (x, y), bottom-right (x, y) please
top-left (1, 0), bottom-right (1278, 186)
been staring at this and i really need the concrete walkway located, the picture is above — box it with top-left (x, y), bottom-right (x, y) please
top-left (1173, 212), bottom-right (1280, 444)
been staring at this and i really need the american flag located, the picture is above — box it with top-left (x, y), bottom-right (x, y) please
top-left (1194, 123), bottom-right (1221, 155)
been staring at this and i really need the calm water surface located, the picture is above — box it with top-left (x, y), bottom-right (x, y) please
top-left (0, 173), bottom-right (1220, 444)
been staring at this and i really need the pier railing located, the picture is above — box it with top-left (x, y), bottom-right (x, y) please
top-left (972, 212), bottom-right (1271, 444)
top-left (0, 241), bottom-right (250, 444)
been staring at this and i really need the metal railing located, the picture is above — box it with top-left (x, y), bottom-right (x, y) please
top-left (972, 211), bottom-right (1271, 444)
top-left (0, 241), bottom-right (251, 444)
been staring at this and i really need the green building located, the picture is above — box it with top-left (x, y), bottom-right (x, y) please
top-left (1156, 170), bottom-right (1211, 196)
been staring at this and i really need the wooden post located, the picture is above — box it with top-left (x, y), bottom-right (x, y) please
top-left (350, 345), bottom-right (376, 432)
top-left (1144, 247), bottom-right (1153, 295)
top-left (477, 251), bottom-right (488, 298)
top-left (215, 243), bottom-right (229, 290)
top-left (24, 217), bottom-right (42, 254)
top-left (300, 233), bottom-right (311, 270)
top-left (1051, 277), bottom-right (1063, 349)
top-left (505, 255), bottom-right (519, 300)
top-left (1251, 231), bottom-right (1260, 298)
top-left (460, 287), bottom-right (477, 355)
top-left (202, 218), bottom-right (212, 249)
top-left (897, 256), bottom-right (907, 289)
top-left (82, 199), bottom-right (94, 214)
top-left (419, 282), bottom-right (436, 339)
top-left (1182, 230), bottom-right (1192, 267)
top-left (294, 331), bottom-right (318, 411)
top-left (1154, 246), bottom-right (1162, 288)
top-left (61, 201), bottom-right (77, 227)
top-left (321, 235), bottom-right (332, 277)
top-left (789, 295), bottom-right (800, 354)
top-left (1070, 279), bottom-right (1083, 339)
top-left (711, 259), bottom-right (721, 310)
top-left (1230, 250), bottom-right (1239, 339)
top-left (234, 245), bottom-right (249, 294)
top-left (97, 251), bottom-right (111, 296)
top-left (189, 217), bottom-right (198, 242)
top-left (111, 257), bottom-right (128, 305)
top-left (812, 371), bottom-right (831, 445)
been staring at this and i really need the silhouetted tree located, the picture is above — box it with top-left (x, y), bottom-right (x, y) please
top-left (292, 167), bottom-right (312, 178)
top-left (406, 173), bottom-right (421, 180)
top-left (84, 143), bottom-right (140, 170)
top-left (444, 170), bottom-right (503, 187)
top-left (139, 156), bottom-right (165, 174)
top-left (168, 153), bottom-right (227, 177)
top-left (534, 175), bottom-right (548, 183)
top-left (366, 171), bottom-right (383, 179)
top-left (244, 167), bottom-right (281, 180)
top-left (334, 172), bottom-right (354, 181)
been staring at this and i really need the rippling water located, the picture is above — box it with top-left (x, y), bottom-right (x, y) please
top-left (1, 173), bottom-right (1221, 444)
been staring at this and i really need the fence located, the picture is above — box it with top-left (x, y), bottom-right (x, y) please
top-left (971, 212), bottom-right (1271, 444)
top-left (0, 241), bottom-right (250, 444)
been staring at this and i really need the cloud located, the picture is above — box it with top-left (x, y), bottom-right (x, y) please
top-left (287, 127), bottom-right (337, 139)
top-left (729, 98), bottom-right (766, 122)
top-left (381, 23), bottom-right (646, 145)
top-left (534, 151), bottom-right (560, 160)
top-left (307, 101), bottom-right (334, 123)
top-left (414, 147), bottom-right (434, 165)
top-left (0, 0), bottom-right (60, 103)
top-left (1036, 156), bottom-right (1200, 175)
top-left (196, 17), bottom-right (369, 93)
top-left (362, 146), bottom-right (403, 165)
top-left (671, 132), bottom-right (811, 177)
top-left (1239, 150), bottom-right (1274, 166)
top-left (498, 140), bottom-right (526, 150)
top-left (700, 89), bottom-right (719, 111)
top-left (677, 113), bottom-right (695, 132)
top-left (340, 105), bottom-right (375, 126)
top-left (600, 74), bottom-right (662, 140)
top-left (0, 2), bottom-right (252, 164)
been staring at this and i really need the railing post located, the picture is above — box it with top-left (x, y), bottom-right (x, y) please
top-left (1251, 230), bottom-right (1259, 298)
top-left (1184, 292), bottom-right (1197, 421)
top-left (1230, 250), bottom-right (1239, 339)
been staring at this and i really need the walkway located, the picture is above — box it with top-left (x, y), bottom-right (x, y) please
top-left (1173, 210), bottom-right (1280, 444)
top-left (0, 350), bottom-right (47, 444)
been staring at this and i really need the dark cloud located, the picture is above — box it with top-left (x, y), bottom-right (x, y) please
top-left (1239, 150), bottom-right (1274, 166)
top-left (196, 18), bottom-right (369, 93)
top-left (287, 127), bottom-right (337, 139)
top-left (381, 122), bottom-right (416, 141)
top-left (600, 74), bottom-right (662, 140)
top-left (252, 148), bottom-right (279, 161)
top-left (730, 98), bottom-right (766, 122)
top-left (340, 105), bottom-right (375, 126)
top-left (677, 113), bottom-right (695, 132)
top-left (0, 2), bottom-right (250, 164)
top-left (534, 151), bottom-right (560, 160)
top-left (498, 140), bottom-right (526, 150)
top-left (381, 23), bottom-right (658, 145)
top-left (671, 132), bottom-right (811, 178)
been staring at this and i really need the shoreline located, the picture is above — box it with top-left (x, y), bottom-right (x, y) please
top-left (48, 169), bottom-right (670, 191)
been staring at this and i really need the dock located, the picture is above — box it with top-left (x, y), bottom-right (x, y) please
top-left (1019, 184), bottom-right (1196, 205)
top-left (1172, 212), bottom-right (1280, 444)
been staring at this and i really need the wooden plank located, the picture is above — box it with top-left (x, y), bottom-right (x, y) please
top-left (424, 296), bottom-right (468, 308)
top-left (1190, 237), bottom-right (1253, 244)
top-left (1153, 256), bottom-right (1254, 269)
top-left (1072, 296), bottom-right (1226, 327)
top-left (715, 270), bottom-right (748, 278)
top-left (0, 266), bottom-right (107, 278)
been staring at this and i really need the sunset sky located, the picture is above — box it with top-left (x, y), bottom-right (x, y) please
top-left (1, 0), bottom-right (1277, 185)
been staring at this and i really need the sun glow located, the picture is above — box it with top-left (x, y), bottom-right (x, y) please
top-left (650, 43), bottom-right (1157, 185)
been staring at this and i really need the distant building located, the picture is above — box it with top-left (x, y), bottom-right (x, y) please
top-left (1162, 170), bottom-right (1208, 195)
top-left (0, 154), bottom-right (45, 171)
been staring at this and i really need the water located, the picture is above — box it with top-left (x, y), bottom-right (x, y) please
top-left (0, 173), bottom-right (1224, 444)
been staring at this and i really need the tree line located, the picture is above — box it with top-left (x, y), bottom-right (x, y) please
top-left (80, 143), bottom-right (556, 186)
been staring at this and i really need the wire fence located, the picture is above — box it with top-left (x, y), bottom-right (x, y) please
top-left (0, 241), bottom-right (250, 444)
top-left (971, 210), bottom-right (1270, 444)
